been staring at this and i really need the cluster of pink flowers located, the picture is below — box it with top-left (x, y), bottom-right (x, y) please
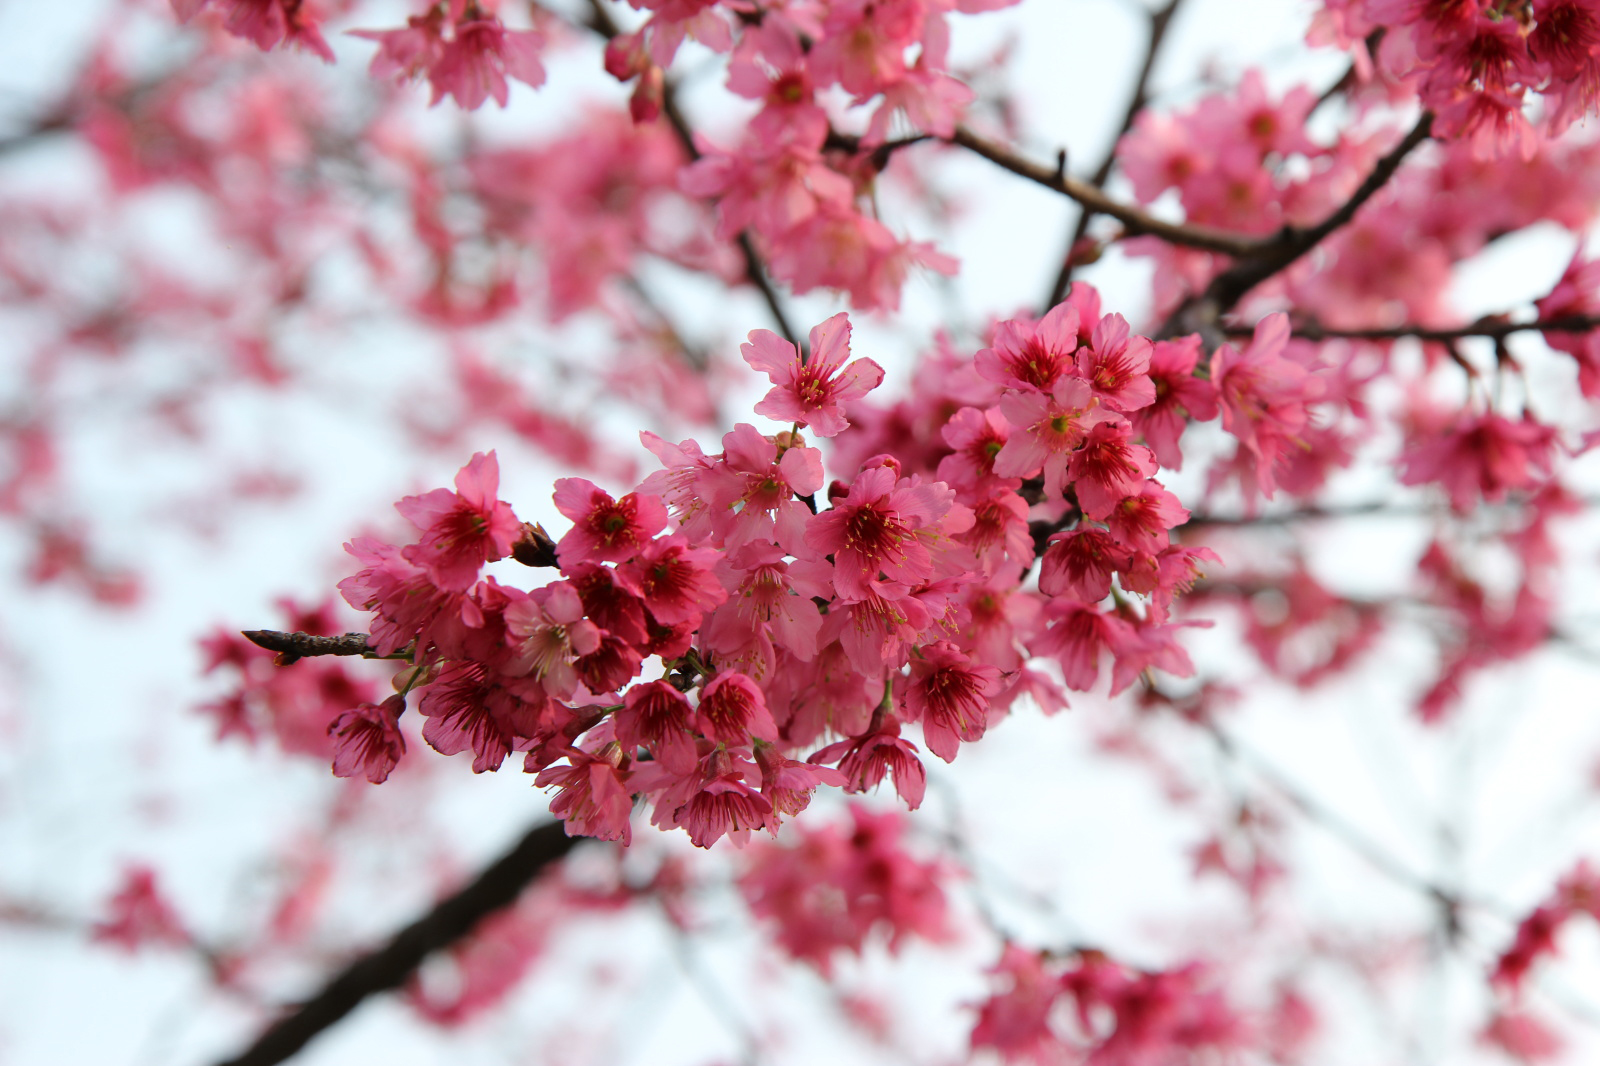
top-left (739, 804), bottom-right (950, 970)
top-left (678, 0), bottom-right (984, 309)
top-left (970, 945), bottom-right (1251, 1064)
top-left (352, 1), bottom-right (547, 110)
top-left (1315, 0), bottom-right (1600, 152)
top-left (324, 289), bottom-right (1240, 848)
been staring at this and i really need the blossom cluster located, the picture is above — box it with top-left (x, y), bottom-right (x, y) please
top-left (970, 944), bottom-right (1253, 1064)
top-left (1314, 0), bottom-right (1600, 152)
top-left (324, 288), bottom-right (1250, 848)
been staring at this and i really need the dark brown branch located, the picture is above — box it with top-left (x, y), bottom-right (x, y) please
top-left (241, 630), bottom-right (388, 666)
top-left (1228, 312), bottom-right (1600, 344)
top-left (1164, 112), bottom-right (1434, 338)
top-left (1045, 0), bottom-right (1187, 309)
top-left (949, 124), bottom-right (1265, 258)
top-left (1312, 28), bottom-right (1386, 113)
top-left (214, 820), bottom-right (582, 1066)
top-left (583, 0), bottom-right (800, 350)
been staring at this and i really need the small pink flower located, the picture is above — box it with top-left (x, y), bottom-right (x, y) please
top-left (696, 672), bottom-right (780, 747)
top-left (1040, 527), bottom-right (1133, 601)
top-left (937, 406), bottom-right (1014, 490)
top-left (574, 632), bottom-right (644, 693)
top-left (1076, 313), bottom-right (1155, 412)
top-left (1066, 420), bottom-right (1157, 520)
top-left (504, 582), bottom-right (601, 699)
top-left (900, 641), bottom-right (1001, 763)
top-left (614, 680), bottom-right (698, 773)
top-left (993, 377), bottom-right (1115, 497)
top-left (1400, 410), bottom-right (1560, 511)
top-left (619, 534), bottom-right (727, 627)
top-left (742, 313), bottom-right (884, 436)
top-left (397, 451), bottom-right (522, 592)
top-left (1104, 481), bottom-right (1189, 555)
top-left (536, 744), bottom-right (634, 844)
top-left (708, 423), bottom-right (824, 554)
top-left (1132, 334), bottom-right (1219, 469)
top-left (807, 466), bottom-right (938, 599)
top-left (92, 865), bottom-right (189, 952)
top-left (755, 745), bottom-right (846, 823)
top-left (676, 774), bottom-right (774, 849)
top-left (810, 725), bottom-right (927, 809)
top-left (429, 18), bottom-right (546, 109)
top-left (957, 492), bottom-right (1032, 576)
top-left (975, 301), bottom-right (1081, 392)
top-left (174, 0), bottom-right (335, 62)
top-left (329, 694), bottom-right (407, 784)
top-left (552, 479), bottom-right (668, 567)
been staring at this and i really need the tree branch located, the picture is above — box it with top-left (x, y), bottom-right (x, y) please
top-left (1229, 312), bottom-right (1600, 344)
top-left (1044, 0), bottom-right (1187, 309)
top-left (241, 630), bottom-right (390, 666)
top-left (213, 820), bottom-right (582, 1066)
top-left (583, 0), bottom-right (801, 350)
top-left (1163, 111), bottom-right (1434, 337)
top-left (948, 124), bottom-right (1265, 258)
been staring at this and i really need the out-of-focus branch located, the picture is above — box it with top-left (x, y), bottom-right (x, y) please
top-left (1045, 0), bottom-right (1187, 309)
top-left (1312, 28), bottom-right (1386, 113)
top-left (582, 0), bottom-right (800, 350)
top-left (948, 124), bottom-right (1265, 257)
top-left (623, 275), bottom-right (712, 374)
top-left (214, 820), bottom-right (582, 1066)
top-left (1229, 313), bottom-right (1600, 344)
top-left (0, 111), bottom-right (72, 158)
top-left (1197, 716), bottom-right (1493, 918)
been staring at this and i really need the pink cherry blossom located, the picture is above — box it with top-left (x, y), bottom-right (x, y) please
top-left (805, 465), bottom-right (963, 600)
top-left (504, 582), bottom-right (601, 698)
top-left (328, 694), bottom-right (407, 784)
top-left (742, 313), bottom-right (884, 436)
top-left (397, 451), bottom-right (522, 592)
top-left (552, 479), bottom-right (668, 567)
top-left (975, 301), bottom-right (1081, 392)
top-left (1065, 419), bottom-right (1157, 519)
top-left (92, 865), bottom-right (190, 952)
top-left (900, 640), bottom-right (1000, 762)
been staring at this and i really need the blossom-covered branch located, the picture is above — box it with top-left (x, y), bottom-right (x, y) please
top-left (1171, 111), bottom-right (1435, 330)
top-left (1236, 313), bottom-right (1600, 343)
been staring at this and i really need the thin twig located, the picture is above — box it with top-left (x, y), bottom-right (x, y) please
top-left (1201, 720), bottom-right (1495, 916)
top-left (948, 124), bottom-right (1264, 258)
top-left (241, 630), bottom-right (393, 666)
top-left (1227, 312), bottom-right (1600, 344)
top-left (583, 0), bottom-right (800, 349)
top-left (213, 820), bottom-right (582, 1066)
top-left (1045, 0), bottom-right (1187, 309)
